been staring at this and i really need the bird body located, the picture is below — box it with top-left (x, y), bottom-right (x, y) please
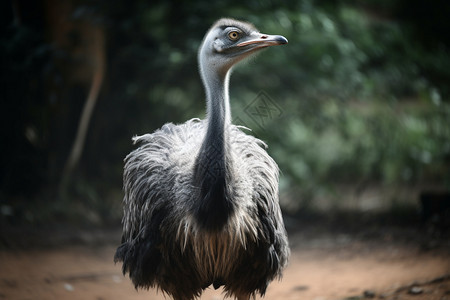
top-left (115, 18), bottom-right (289, 300)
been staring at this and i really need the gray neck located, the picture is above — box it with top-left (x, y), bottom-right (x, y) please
top-left (193, 66), bottom-right (234, 230)
top-left (204, 69), bottom-right (231, 145)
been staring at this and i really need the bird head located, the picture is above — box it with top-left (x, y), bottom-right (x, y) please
top-left (198, 18), bottom-right (288, 78)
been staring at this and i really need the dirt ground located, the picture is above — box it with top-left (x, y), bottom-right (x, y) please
top-left (1, 216), bottom-right (449, 300)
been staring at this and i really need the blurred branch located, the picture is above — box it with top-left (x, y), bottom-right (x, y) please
top-left (60, 25), bottom-right (105, 193)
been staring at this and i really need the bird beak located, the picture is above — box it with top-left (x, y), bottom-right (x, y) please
top-left (237, 33), bottom-right (288, 48)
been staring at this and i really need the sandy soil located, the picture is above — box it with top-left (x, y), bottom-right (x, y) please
top-left (1, 221), bottom-right (449, 300)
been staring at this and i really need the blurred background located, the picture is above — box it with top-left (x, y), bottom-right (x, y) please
top-left (1, 0), bottom-right (449, 233)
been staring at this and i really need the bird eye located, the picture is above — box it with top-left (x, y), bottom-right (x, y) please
top-left (228, 31), bottom-right (240, 41)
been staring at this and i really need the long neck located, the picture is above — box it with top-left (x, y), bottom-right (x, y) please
top-left (193, 67), bottom-right (234, 231)
top-left (204, 70), bottom-right (231, 146)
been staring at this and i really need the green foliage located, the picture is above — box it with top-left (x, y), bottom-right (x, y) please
top-left (2, 0), bottom-right (450, 222)
top-left (272, 99), bottom-right (450, 187)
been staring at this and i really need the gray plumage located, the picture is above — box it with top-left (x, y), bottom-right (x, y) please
top-left (115, 18), bottom-right (289, 300)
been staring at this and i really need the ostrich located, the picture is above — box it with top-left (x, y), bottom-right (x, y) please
top-left (115, 18), bottom-right (289, 300)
